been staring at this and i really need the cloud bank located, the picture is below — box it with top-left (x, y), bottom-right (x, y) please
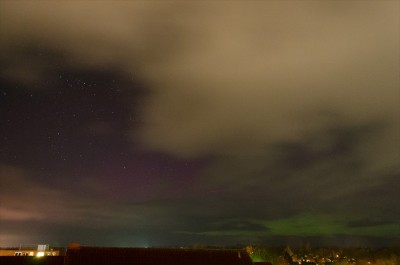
top-left (1, 1), bottom-right (398, 159)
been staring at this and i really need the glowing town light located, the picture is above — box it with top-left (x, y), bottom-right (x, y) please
top-left (36, 252), bottom-right (45, 257)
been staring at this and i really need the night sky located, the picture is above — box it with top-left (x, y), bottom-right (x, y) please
top-left (1, 1), bottom-right (399, 248)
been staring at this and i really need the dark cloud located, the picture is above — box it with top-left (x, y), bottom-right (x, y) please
top-left (213, 220), bottom-right (267, 233)
top-left (347, 219), bottom-right (397, 229)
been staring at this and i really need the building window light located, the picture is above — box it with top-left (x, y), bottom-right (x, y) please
top-left (36, 252), bottom-right (45, 257)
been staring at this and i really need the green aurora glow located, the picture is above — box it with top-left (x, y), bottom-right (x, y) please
top-left (178, 214), bottom-right (400, 239)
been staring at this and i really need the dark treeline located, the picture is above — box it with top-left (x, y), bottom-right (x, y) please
top-left (243, 245), bottom-right (400, 265)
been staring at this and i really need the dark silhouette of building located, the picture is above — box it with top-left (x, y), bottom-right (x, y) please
top-left (0, 245), bottom-right (254, 265)
top-left (64, 246), bottom-right (253, 265)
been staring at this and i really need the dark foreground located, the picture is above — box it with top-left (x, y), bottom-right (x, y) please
top-left (0, 256), bottom-right (64, 265)
top-left (1, 245), bottom-right (399, 265)
top-left (0, 247), bottom-right (254, 265)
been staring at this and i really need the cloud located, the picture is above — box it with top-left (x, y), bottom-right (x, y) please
top-left (173, 119), bottom-right (399, 234)
top-left (0, 207), bottom-right (45, 221)
top-left (1, 2), bottom-right (397, 160)
top-left (0, 165), bottom-right (77, 223)
top-left (0, 165), bottom-right (126, 226)
top-left (177, 213), bottom-right (400, 239)
top-left (0, 164), bottom-right (197, 245)
top-left (265, 214), bottom-right (400, 238)
top-left (135, 1), bottom-right (398, 160)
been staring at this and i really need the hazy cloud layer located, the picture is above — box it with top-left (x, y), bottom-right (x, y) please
top-left (2, 1), bottom-right (397, 167)
top-left (135, 1), bottom-right (399, 160)
top-left (1, 1), bottom-right (398, 155)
